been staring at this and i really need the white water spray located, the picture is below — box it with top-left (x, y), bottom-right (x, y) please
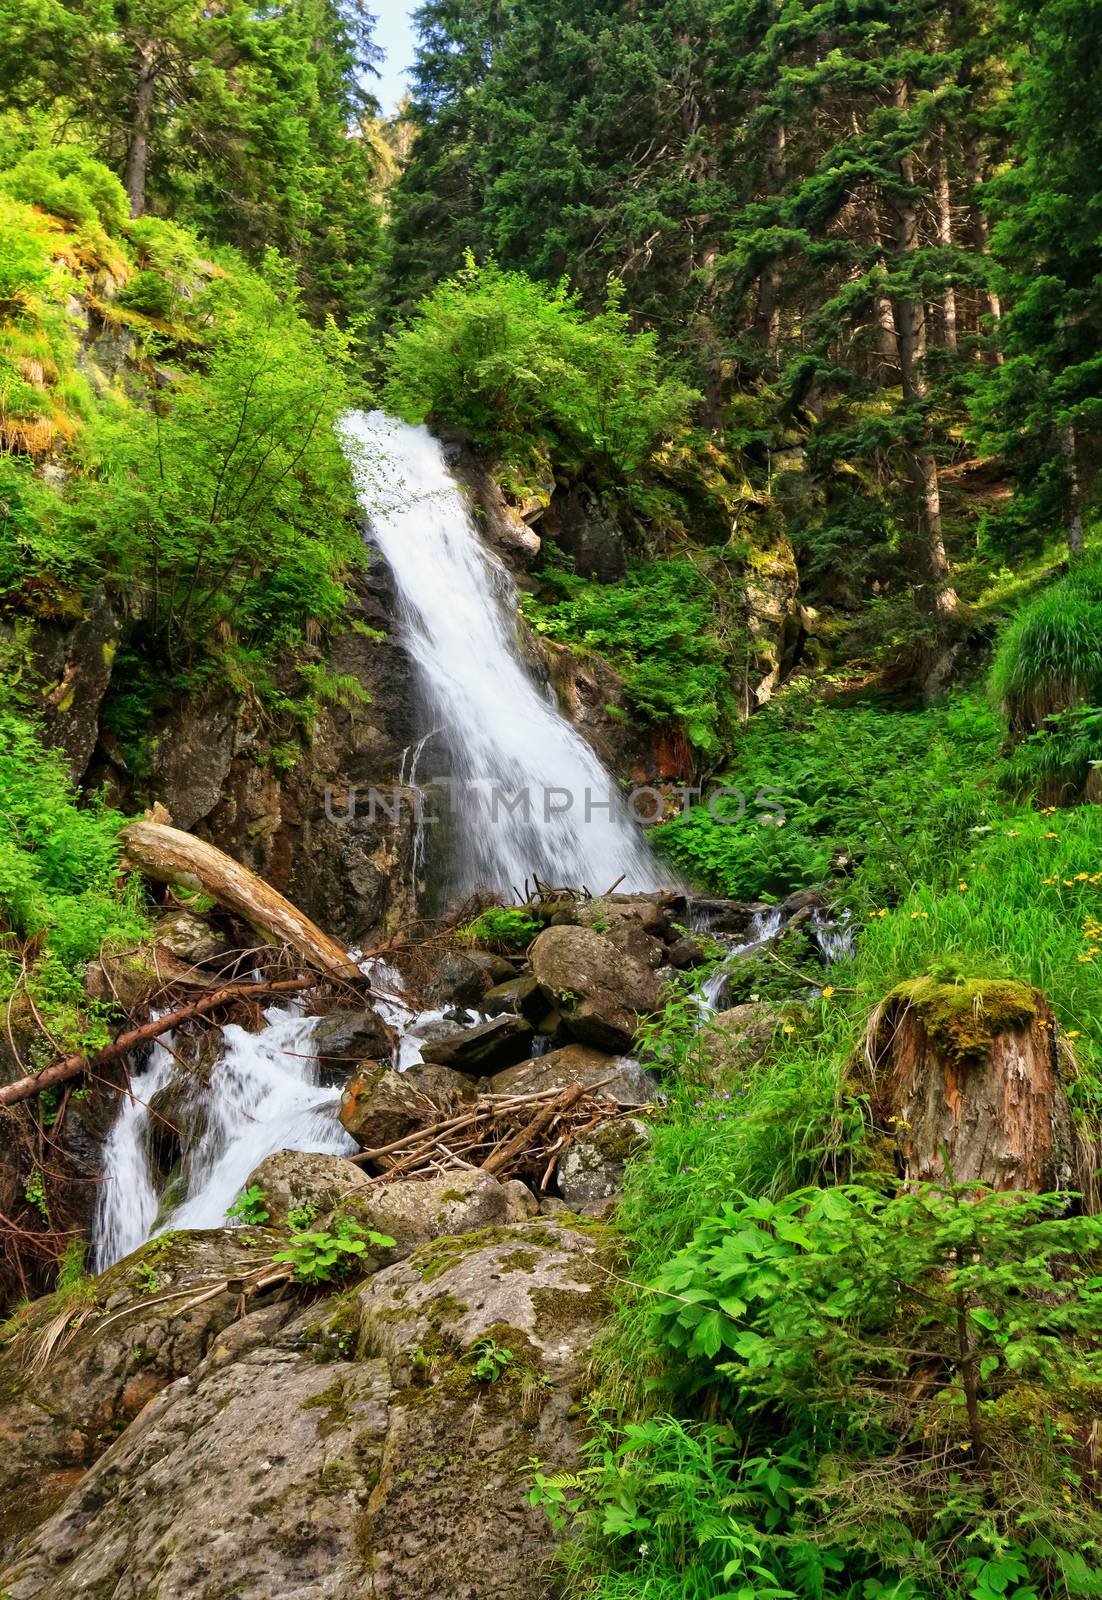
top-left (342, 410), bottom-right (669, 897)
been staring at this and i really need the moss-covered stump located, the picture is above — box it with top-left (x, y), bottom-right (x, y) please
top-left (872, 977), bottom-right (1073, 1191)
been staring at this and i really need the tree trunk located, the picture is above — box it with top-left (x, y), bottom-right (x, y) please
top-left (890, 82), bottom-right (958, 617)
top-left (964, 131), bottom-right (1003, 362)
top-left (934, 143), bottom-right (958, 353)
top-left (124, 40), bottom-right (157, 219)
top-left (119, 819), bottom-right (363, 983)
top-left (871, 981), bottom-right (1074, 1192)
top-left (1060, 423), bottom-right (1085, 558)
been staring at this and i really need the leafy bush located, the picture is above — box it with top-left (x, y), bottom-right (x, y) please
top-left (0, 144), bottom-right (129, 234)
top-left (382, 255), bottom-right (696, 479)
top-left (459, 906), bottom-right (542, 951)
top-left (115, 269), bottom-right (177, 321)
top-left (564, 1184), bottom-right (1102, 1600)
top-left (522, 557), bottom-right (741, 753)
top-left (0, 710), bottom-right (150, 1053)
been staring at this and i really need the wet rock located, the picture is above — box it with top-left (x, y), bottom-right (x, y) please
top-left (667, 935), bottom-right (710, 969)
top-left (0, 1228), bottom-right (290, 1540)
top-left (310, 1005), bottom-right (395, 1073)
top-left (419, 1013), bottom-right (534, 1072)
top-left (340, 1169), bottom-right (514, 1257)
top-left (149, 692), bottom-right (241, 829)
top-left (529, 924), bottom-right (661, 1050)
top-left (487, 1043), bottom-right (659, 1107)
top-left (557, 1116), bottom-right (650, 1211)
top-left (22, 589), bottom-right (122, 783)
top-left (245, 1148), bottom-right (369, 1224)
top-left (541, 481), bottom-right (627, 580)
top-left (422, 949), bottom-right (495, 1009)
top-left (339, 1062), bottom-right (477, 1151)
top-left (481, 974), bottom-right (544, 1021)
top-left (464, 949), bottom-right (517, 985)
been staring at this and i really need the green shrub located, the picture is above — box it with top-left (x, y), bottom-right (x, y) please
top-left (0, 710), bottom-right (150, 1054)
top-left (0, 145), bottom-right (128, 236)
top-left (273, 1215), bottom-right (395, 1284)
top-left (115, 269), bottom-right (176, 321)
top-left (382, 255), bottom-right (696, 479)
top-left (522, 557), bottom-right (740, 753)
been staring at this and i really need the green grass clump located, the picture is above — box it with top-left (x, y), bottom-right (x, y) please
top-left (991, 559), bottom-right (1102, 736)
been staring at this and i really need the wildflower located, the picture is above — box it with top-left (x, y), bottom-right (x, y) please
top-left (1044, 831), bottom-right (1060, 838)
top-left (783, 1023), bottom-right (795, 1035)
top-left (1077, 873), bottom-right (1090, 881)
top-left (959, 881), bottom-right (968, 891)
top-left (821, 985), bottom-right (835, 999)
top-left (1066, 1030), bottom-right (1082, 1039)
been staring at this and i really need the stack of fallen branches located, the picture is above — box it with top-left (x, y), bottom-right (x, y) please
top-left (349, 1079), bottom-right (635, 1191)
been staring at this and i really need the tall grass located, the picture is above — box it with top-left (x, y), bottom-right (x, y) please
top-left (990, 559), bottom-right (1102, 735)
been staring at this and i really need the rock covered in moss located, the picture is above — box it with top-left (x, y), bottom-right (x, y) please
top-left (245, 1148), bottom-right (369, 1224)
top-left (0, 1218), bottom-right (609, 1599)
top-left (0, 1227), bottom-right (290, 1541)
top-left (338, 1168), bottom-right (516, 1257)
top-left (557, 1115), bottom-right (650, 1211)
top-left (529, 924), bottom-right (661, 1050)
top-left (699, 1003), bottom-right (781, 1076)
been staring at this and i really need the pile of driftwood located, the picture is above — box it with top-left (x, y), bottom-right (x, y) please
top-left (350, 1079), bottom-right (632, 1191)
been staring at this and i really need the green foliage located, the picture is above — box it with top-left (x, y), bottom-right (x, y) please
top-left (0, 709), bottom-right (150, 1055)
top-left (382, 256), bottom-right (697, 479)
top-left (655, 691), bottom-right (1000, 906)
top-left (273, 1216), bottom-right (395, 1284)
top-left (458, 906), bottom-right (542, 951)
top-left (227, 1185), bottom-right (270, 1225)
top-left (565, 1184), bottom-right (1102, 1600)
top-left (467, 1338), bottom-right (515, 1382)
top-left (522, 557), bottom-right (741, 752)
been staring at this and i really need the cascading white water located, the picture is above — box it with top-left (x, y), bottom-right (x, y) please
top-left (94, 1006), bottom-right (358, 1268)
top-left (341, 409), bottom-right (669, 897)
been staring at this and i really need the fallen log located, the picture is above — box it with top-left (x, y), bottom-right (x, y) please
top-left (0, 978), bottom-right (309, 1109)
top-left (118, 819), bottom-right (362, 984)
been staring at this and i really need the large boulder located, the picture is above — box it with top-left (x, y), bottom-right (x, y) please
top-left (481, 974), bottom-right (544, 1021)
top-left (0, 1228), bottom-right (290, 1541)
top-left (0, 1220), bottom-right (608, 1599)
top-left (699, 1003), bottom-right (781, 1076)
top-left (310, 1005), bottom-right (395, 1074)
top-left (339, 1062), bottom-right (477, 1151)
top-left (421, 949), bottom-right (497, 1009)
top-left (487, 1043), bottom-right (659, 1107)
top-left (529, 924), bottom-right (661, 1050)
top-left (339, 1169), bottom-right (515, 1257)
top-left (151, 908), bottom-right (229, 966)
top-left (245, 1148), bottom-right (370, 1224)
top-left (419, 1014), bottom-right (534, 1072)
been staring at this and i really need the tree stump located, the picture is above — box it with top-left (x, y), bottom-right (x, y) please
top-left (870, 977), bottom-right (1074, 1192)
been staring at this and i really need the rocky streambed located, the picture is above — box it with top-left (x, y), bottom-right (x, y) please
top-left (0, 887), bottom-right (832, 1597)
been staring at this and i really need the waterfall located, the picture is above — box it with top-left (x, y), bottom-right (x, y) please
top-left (341, 409), bottom-right (669, 898)
top-left (94, 1006), bottom-right (357, 1269)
